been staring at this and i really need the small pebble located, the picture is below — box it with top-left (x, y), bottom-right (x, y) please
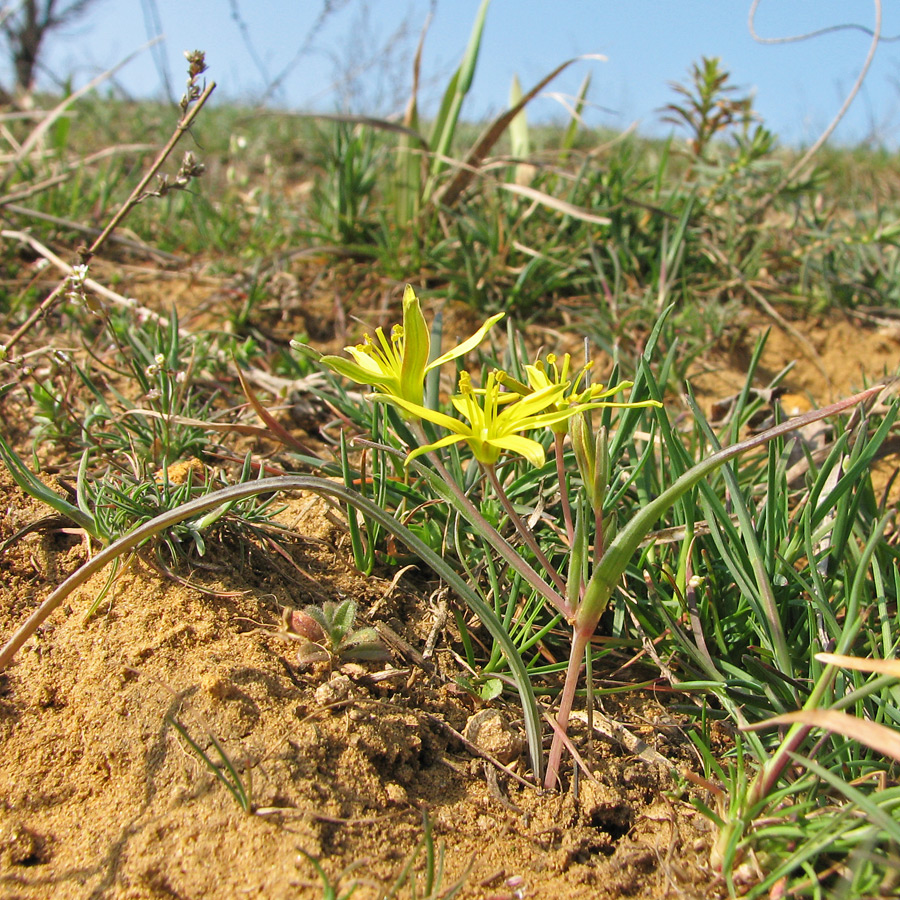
top-left (385, 782), bottom-right (407, 804)
top-left (315, 674), bottom-right (353, 706)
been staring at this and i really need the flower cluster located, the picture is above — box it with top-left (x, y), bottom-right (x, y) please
top-left (145, 353), bottom-right (167, 378)
top-left (316, 286), bottom-right (660, 470)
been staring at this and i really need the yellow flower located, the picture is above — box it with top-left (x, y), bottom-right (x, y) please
top-left (499, 353), bottom-right (661, 434)
top-left (378, 370), bottom-right (587, 468)
top-left (319, 285), bottom-right (503, 408)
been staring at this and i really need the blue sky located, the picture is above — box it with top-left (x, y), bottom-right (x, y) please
top-left (24, 1), bottom-right (900, 147)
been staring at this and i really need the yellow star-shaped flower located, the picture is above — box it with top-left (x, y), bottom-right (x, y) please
top-left (378, 370), bottom-right (587, 468)
top-left (319, 285), bottom-right (503, 409)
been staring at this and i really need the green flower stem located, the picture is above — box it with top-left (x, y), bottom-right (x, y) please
top-left (593, 505), bottom-right (604, 563)
top-left (408, 430), bottom-right (571, 619)
top-left (483, 462), bottom-right (569, 601)
top-left (553, 433), bottom-right (576, 548)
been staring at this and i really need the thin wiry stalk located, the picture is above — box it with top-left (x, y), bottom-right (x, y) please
top-left (3, 75), bottom-right (215, 352)
top-left (482, 462), bottom-right (569, 601)
top-left (553, 432), bottom-right (575, 547)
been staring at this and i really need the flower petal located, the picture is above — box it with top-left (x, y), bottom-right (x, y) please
top-left (489, 434), bottom-right (547, 467)
top-left (372, 392), bottom-right (465, 431)
top-left (406, 433), bottom-right (469, 463)
top-left (523, 364), bottom-right (555, 393)
top-left (321, 354), bottom-right (398, 390)
top-left (495, 382), bottom-right (568, 426)
top-left (400, 285), bottom-right (429, 405)
top-left (343, 345), bottom-right (389, 374)
top-left (427, 312), bottom-right (505, 371)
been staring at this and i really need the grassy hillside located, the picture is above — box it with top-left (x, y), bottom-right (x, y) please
top-left (2, 51), bottom-right (900, 899)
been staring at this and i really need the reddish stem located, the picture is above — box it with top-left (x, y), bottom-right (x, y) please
top-left (484, 463), bottom-right (569, 602)
top-left (544, 625), bottom-right (592, 790)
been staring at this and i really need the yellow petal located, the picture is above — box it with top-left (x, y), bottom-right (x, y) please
top-left (427, 312), bottom-right (505, 370)
top-left (400, 285), bottom-right (429, 405)
top-left (490, 434), bottom-right (546, 467)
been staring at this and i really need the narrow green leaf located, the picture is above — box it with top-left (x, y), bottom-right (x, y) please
top-left (0, 424), bottom-right (97, 537)
top-left (561, 72), bottom-right (591, 154)
top-left (508, 73), bottom-right (529, 160)
top-left (578, 385), bottom-right (883, 631)
top-left (427, 0), bottom-right (490, 192)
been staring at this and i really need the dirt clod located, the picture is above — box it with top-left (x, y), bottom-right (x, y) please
top-left (464, 708), bottom-right (524, 765)
top-left (0, 822), bottom-right (46, 868)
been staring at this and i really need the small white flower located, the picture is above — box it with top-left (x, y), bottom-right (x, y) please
top-left (71, 264), bottom-right (89, 282)
top-left (145, 364), bottom-right (159, 377)
top-left (154, 353), bottom-right (166, 366)
top-left (175, 371), bottom-right (187, 384)
top-left (145, 388), bottom-right (161, 401)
